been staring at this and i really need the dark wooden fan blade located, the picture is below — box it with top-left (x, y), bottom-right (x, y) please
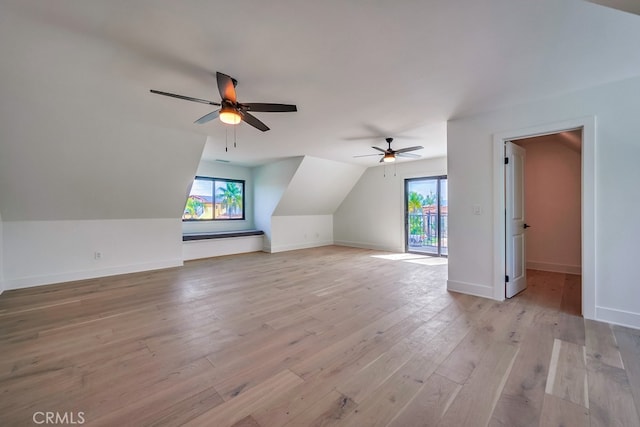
top-left (371, 146), bottom-right (386, 153)
top-left (241, 111), bottom-right (270, 132)
top-left (242, 103), bottom-right (297, 112)
top-left (394, 145), bottom-right (424, 153)
top-left (217, 72), bottom-right (237, 103)
top-left (397, 152), bottom-right (421, 158)
top-left (353, 154), bottom-right (383, 158)
top-left (194, 110), bottom-right (220, 125)
top-left (150, 90), bottom-right (220, 106)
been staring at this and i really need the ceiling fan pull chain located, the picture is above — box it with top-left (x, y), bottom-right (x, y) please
top-left (225, 128), bottom-right (228, 152)
top-left (234, 125), bottom-right (237, 148)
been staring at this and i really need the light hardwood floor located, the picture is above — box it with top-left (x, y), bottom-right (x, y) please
top-left (1, 246), bottom-right (639, 426)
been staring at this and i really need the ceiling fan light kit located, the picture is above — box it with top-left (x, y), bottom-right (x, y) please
top-left (219, 107), bottom-right (242, 125)
top-left (383, 152), bottom-right (396, 162)
top-left (150, 72), bottom-right (297, 132)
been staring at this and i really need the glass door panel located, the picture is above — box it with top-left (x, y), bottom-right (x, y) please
top-left (405, 176), bottom-right (447, 256)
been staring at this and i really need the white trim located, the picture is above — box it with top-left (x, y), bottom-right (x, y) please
top-left (595, 306), bottom-right (640, 330)
top-left (527, 261), bottom-right (582, 275)
top-left (447, 279), bottom-right (494, 299)
top-left (3, 259), bottom-right (183, 290)
top-left (492, 116), bottom-right (596, 319)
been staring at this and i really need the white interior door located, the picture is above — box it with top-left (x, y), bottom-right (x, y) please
top-left (505, 141), bottom-right (527, 298)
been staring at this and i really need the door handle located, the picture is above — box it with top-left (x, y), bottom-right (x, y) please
top-left (523, 223), bottom-right (531, 229)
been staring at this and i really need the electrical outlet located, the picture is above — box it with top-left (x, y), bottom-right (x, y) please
top-left (472, 204), bottom-right (482, 215)
top-left (94, 251), bottom-right (102, 260)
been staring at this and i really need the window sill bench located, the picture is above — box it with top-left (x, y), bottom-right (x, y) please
top-left (182, 230), bottom-right (264, 241)
top-left (182, 230), bottom-right (265, 261)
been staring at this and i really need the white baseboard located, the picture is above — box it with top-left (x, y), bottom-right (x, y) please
top-left (3, 259), bottom-right (184, 291)
top-left (595, 306), bottom-right (640, 330)
top-left (447, 280), bottom-right (495, 300)
top-left (270, 240), bottom-right (334, 253)
top-left (333, 240), bottom-right (404, 253)
top-left (527, 261), bottom-right (581, 275)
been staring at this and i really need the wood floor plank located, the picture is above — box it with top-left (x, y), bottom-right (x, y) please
top-left (335, 338), bottom-right (414, 404)
top-left (614, 325), bottom-right (640, 420)
top-left (489, 310), bottom-right (558, 427)
top-left (333, 355), bottom-right (437, 427)
top-left (435, 299), bottom-right (518, 385)
top-left (0, 248), bottom-right (638, 426)
top-left (585, 319), bottom-right (624, 369)
top-left (91, 383), bottom-right (223, 427)
top-left (539, 393), bottom-right (589, 427)
top-left (586, 354), bottom-right (640, 427)
top-left (250, 372), bottom-right (340, 427)
top-left (555, 311), bottom-right (586, 346)
top-left (282, 390), bottom-right (356, 427)
top-left (387, 373), bottom-right (461, 427)
top-left (436, 341), bottom-right (519, 427)
top-left (288, 304), bottom-right (422, 379)
top-left (183, 369), bottom-right (304, 427)
top-left (560, 273), bottom-right (582, 316)
top-left (545, 338), bottom-right (589, 409)
top-left (230, 415), bottom-right (262, 427)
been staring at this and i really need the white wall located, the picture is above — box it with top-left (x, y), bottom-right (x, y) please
top-left (182, 160), bottom-right (256, 234)
top-left (274, 156), bottom-right (365, 215)
top-left (3, 219), bottom-right (183, 290)
top-left (254, 156), bottom-right (364, 253)
top-left (0, 118), bottom-right (203, 290)
top-left (517, 135), bottom-right (581, 274)
top-left (271, 215), bottom-right (333, 253)
top-left (447, 75), bottom-right (640, 329)
top-left (0, 119), bottom-right (205, 221)
top-left (253, 158), bottom-right (303, 251)
top-left (334, 157), bottom-right (447, 252)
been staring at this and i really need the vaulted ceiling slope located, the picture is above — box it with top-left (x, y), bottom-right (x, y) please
top-left (1, 1), bottom-right (639, 222)
top-left (273, 157), bottom-right (365, 216)
top-left (587, 0), bottom-right (640, 15)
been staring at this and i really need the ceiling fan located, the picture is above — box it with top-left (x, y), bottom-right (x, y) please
top-left (150, 72), bottom-right (297, 132)
top-left (354, 138), bottom-right (423, 163)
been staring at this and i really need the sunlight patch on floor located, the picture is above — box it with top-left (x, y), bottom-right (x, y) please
top-left (405, 257), bottom-right (448, 266)
top-left (371, 253), bottom-right (448, 265)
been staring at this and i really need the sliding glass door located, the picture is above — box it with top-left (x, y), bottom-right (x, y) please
top-left (405, 176), bottom-right (448, 256)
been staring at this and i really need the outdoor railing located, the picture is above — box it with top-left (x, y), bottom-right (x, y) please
top-left (408, 213), bottom-right (447, 247)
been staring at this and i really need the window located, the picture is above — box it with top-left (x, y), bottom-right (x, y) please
top-left (182, 177), bottom-right (245, 221)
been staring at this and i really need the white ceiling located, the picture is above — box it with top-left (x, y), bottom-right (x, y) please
top-left (1, 0), bottom-right (640, 167)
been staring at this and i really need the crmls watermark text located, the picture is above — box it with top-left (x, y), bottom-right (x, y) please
top-left (32, 412), bottom-right (85, 425)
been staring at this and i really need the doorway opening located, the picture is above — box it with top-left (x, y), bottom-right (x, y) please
top-left (492, 116), bottom-right (595, 319)
top-left (405, 176), bottom-right (448, 256)
top-left (504, 131), bottom-right (583, 302)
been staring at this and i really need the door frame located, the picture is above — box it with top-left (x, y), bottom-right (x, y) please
top-left (404, 175), bottom-right (448, 256)
top-left (492, 116), bottom-right (596, 320)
